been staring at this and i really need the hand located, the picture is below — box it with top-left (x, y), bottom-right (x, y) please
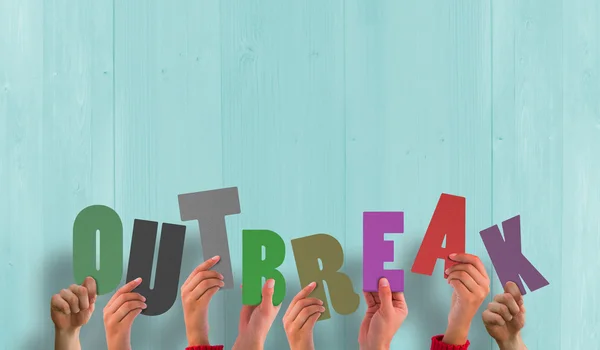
top-left (181, 255), bottom-right (225, 346)
top-left (358, 278), bottom-right (408, 350)
top-left (103, 278), bottom-right (147, 350)
top-left (443, 253), bottom-right (490, 345)
top-left (283, 282), bottom-right (324, 350)
top-left (51, 277), bottom-right (97, 350)
top-left (233, 279), bottom-right (281, 350)
top-left (482, 281), bottom-right (527, 350)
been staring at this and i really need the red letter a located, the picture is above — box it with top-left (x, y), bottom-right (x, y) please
top-left (411, 193), bottom-right (465, 278)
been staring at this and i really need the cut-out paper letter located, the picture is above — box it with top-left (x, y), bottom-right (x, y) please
top-left (411, 193), bottom-right (465, 278)
top-left (480, 215), bottom-right (549, 295)
top-left (292, 234), bottom-right (360, 320)
top-left (126, 219), bottom-right (186, 316)
top-left (73, 205), bottom-right (123, 295)
top-left (242, 229), bottom-right (286, 306)
top-left (178, 187), bottom-right (240, 289)
top-left (363, 212), bottom-right (405, 292)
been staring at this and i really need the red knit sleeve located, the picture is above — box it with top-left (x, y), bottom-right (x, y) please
top-left (185, 346), bottom-right (224, 350)
top-left (430, 335), bottom-right (470, 350)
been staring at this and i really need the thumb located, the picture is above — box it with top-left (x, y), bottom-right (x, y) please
top-left (260, 279), bottom-right (276, 308)
top-left (82, 276), bottom-right (97, 304)
top-left (378, 278), bottom-right (393, 312)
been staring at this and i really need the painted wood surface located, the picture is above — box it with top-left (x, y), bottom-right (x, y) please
top-left (0, 0), bottom-right (598, 349)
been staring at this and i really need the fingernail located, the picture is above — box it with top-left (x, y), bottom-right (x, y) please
top-left (142, 296), bottom-right (146, 301)
top-left (267, 279), bottom-right (275, 288)
top-left (309, 282), bottom-right (316, 287)
top-left (318, 299), bottom-right (324, 305)
top-left (380, 278), bottom-right (389, 287)
top-left (212, 255), bottom-right (220, 261)
top-left (142, 303), bottom-right (147, 309)
top-left (219, 274), bottom-right (224, 279)
top-left (444, 269), bottom-right (450, 274)
top-left (449, 253), bottom-right (457, 259)
top-left (319, 307), bottom-right (326, 312)
top-left (135, 277), bottom-right (142, 282)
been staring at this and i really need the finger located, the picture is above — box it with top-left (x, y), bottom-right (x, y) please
top-left (120, 308), bottom-right (143, 328)
top-left (302, 311), bottom-right (322, 330)
top-left (106, 278), bottom-right (143, 309)
top-left (293, 304), bottom-right (326, 330)
top-left (286, 282), bottom-right (317, 312)
top-left (105, 293), bottom-right (146, 315)
top-left (448, 270), bottom-right (479, 294)
top-left (392, 292), bottom-right (407, 309)
top-left (449, 279), bottom-right (470, 296)
top-left (378, 278), bottom-right (393, 312)
top-left (487, 301), bottom-right (513, 322)
top-left (284, 282), bottom-right (318, 318)
top-left (184, 270), bottom-right (224, 293)
top-left (51, 294), bottom-right (71, 314)
top-left (82, 277), bottom-right (98, 304)
top-left (183, 256), bottom-right (220, 286)
top-left (482, 309), bottom-right (506, 326)
top-left (448, 253), bottom-right (489, 279)
top-left (445, 263), bottom-right (488, 286)
top-left (494, 293), bottom-right (520, 316)
top-left (69, 284), bottom-right (89, 311)
top-left (285, 298), bottom-right (323, 323)
top-left (115, 300), bottom-right (147, 323)
top-left (190, 278), bottom-right (225, 300)
top-left (59, 289), bottom-right (80, 314)
top-left (260, 279), bottom-right (276, 308)
top-left (363, 292), bottom-right (376, 308)
top-left (504, 281), bottom-right (524, 306)
top-left (203, 285), bottom-right (220, 301)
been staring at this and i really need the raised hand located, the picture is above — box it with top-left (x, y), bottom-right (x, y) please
top-left (443, 253), bottom-right (490, 345)
top-left (51, 277), bottom-right (97, 350)
top-left (181, 255), bottom-right (225, 346)
top-left (482, 281), bottom-right (527, 350)
top-left (233, 279), bottom-right (281, 350)
top-left (358, 278), bottom-right (408, 350)
top-left (283, 282), bottom-right (324, 350)
top-left (103, 278), bottom-right (147, 350)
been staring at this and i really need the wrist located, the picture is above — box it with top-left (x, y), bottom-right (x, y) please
top-left (233, 336), bottom-right (263, 350)
top-left (443, 322), bottom-right (470, 345)
top-left (497, 334), bottom-right (526, 350)
top-left (55, 326), bottom-right (81, 338)
top-left (186, 330), bottom-right (210, 347)
top-left (290, 340), bottom-right (315, 350)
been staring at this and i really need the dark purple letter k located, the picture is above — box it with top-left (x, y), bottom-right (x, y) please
top-left (480, 215), bottom-right (549, 295)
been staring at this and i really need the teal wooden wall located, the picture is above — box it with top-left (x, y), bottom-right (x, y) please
top-left (1, 0), bottom-right (598, 349)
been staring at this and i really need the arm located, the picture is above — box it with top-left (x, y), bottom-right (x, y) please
top-left (482, 281), bottom-right (527, 350)
top-left (181, 256), bottom-right (225, 350)
top-left (103, 278), bottom-right (146, 350)
top-left (232, 279), bottom-right (281, 350)
top-left (283, 282), bottom-right (324, 350)
top-left (358, 278), bottom-right (408, 350)
top-left (439, 253), bottom-right (491, 349)
top-left (51, 277), bottom-right (97, 350)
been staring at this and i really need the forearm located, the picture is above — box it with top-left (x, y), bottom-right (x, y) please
top-left (442, 322), bottom-right (470, 345)
top-left (54, 328), bottom-right (81, 350)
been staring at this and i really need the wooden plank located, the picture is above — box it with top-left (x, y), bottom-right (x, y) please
top-left (561, 0), bottom-right (600, 346)
top-left (220, 0), bottom-right (346, 348)
top-left (0, 0), bottom-right (45, 348)
top-left (345, 0), bottom-right (492, 348)
top-left (40, 0), bottom-right (115, 348)
top-left (114, 0), bottom-right (223, 348)
top-left (491, 0), bottom-right (563, 348)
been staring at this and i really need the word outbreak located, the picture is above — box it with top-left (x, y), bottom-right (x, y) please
top-left (72, 187), bottom-right (549, 319)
